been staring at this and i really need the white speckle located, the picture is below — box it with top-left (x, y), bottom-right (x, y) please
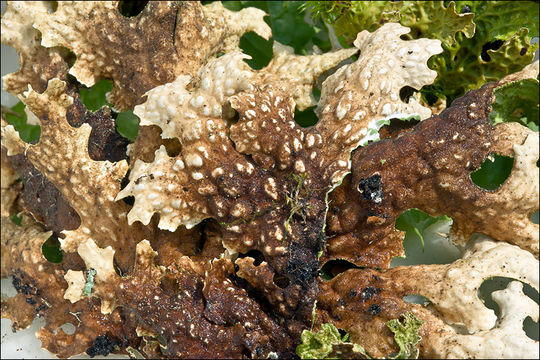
top-left (381, 103), bottom-right (392, 116)
top-left (212, 168), bottom-right (224, 177)
top-left (353, 111), bottom-right (366, 121)
top-left (404, 61), bottom-right (416, 68)
top-left (295, 160), bottom-right (306, 173)
top-left (265, 178), bottom-right (278, 200)
top-left (186, 153), bottom-right (203, 167)
top-left (363, 79), bottom-right (369, 91)
top-left (334, 81), bottom-right (345, 94)
top-left (397, 47), bottom-right (408, 57)
top-left (148, 193), bottom-right (158, 200)
top-left (173, 159), bottom-right (185, 171)
top-left (201, 78), bottom-right (211, 89)
top-left (293, 138), bottom-right (302, 151)
top-left (310, 151), bottom-right (317, 160)
top-left (261, 104), bottom-right (270, 112)
top-left (167, 183), bottom-right (175, 191)
top-left (172, 199), bottom-right (182, 209)
top-left (229, 226), bottom-right (241, 233)
top-left (306, 134), bottom-right (315, 148)
top-left (192, 172), bottom-right (204, 180)
top-left (245, 110), bottom-right (256, 119)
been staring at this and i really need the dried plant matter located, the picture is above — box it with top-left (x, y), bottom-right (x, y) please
top-left (1, 1), bottom-right (538, 359)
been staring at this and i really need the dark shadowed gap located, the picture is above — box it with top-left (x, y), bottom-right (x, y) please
top-left (319, 259), bottom-right (361, 280)
top-left (237, 250), bottom-right (266, 266)
top-left (470, 154), bottom-right (514, 190)
top-left (480, 40), bottom-right (504, 62)
top-left (399, 86), bottom-right (416, 103)
top-left (118, 1), bottom-right (148, 17)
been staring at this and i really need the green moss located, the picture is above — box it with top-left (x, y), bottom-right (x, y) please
top-left (296, 312), bottom-right (423, 359)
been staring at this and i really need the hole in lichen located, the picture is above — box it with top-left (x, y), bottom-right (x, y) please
top-left (530, 210), bottom-right (539, 224)
top-left (160, 274), bottom-right (180, 296)
top-left (52, 46), bottom-right (76, 68)
top-left (399, 86), bottom-right (416, 104)
top-left (520, 47), bottom-right (528, 56)
top-left (402, 294), bottom-right (431, 305)
top-left (460, 4), bottom-right (472, 13)
top-left (481, 40), bottom-right (504, 62)
top-left (2, 101), bottom-right (41, 144)
top-left (80, 79), bottom-right (114, 111)
top-left (46, 1), bottom-right (58, 12)
top-left (273, 273), bottom-right (290, 289)
top-left (56, 322), bottom-right (76, 335)
top-left (391, 209), bottom-right (458, 267)
top-left (239, 32), bottom-right (273, 70)
top-left (378, 117), bottom-right (420, 140)
top-left (42, 234), bottom-right (63, 264)
top-left (470, 154), bottom-right (514, 190)
top-left (238, 250), bottom-right (265, 267)
top-left (294, 106), bottom-right (318, 127)
top-left (118, 1), bottom-right (148, 17)
top-left (319, 259), bottom-right (361, 280)
top-left (10, 213), bottom-right (22, 226)
top-left (163, 137), bottom-right (182, 157)
top-left (120, 170), bottom-right (135, 206)
top-left (478, 277), bottom-right (539, 340)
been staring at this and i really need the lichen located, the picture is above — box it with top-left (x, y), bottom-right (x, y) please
top-left (1, 1), bottom-right (538, 359)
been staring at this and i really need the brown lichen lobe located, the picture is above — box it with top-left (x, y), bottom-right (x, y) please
top-left (1, 1), bottom-right (539, 359)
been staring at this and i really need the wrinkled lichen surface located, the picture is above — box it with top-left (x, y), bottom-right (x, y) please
top-left (1, 1), bottom-right (538, 359)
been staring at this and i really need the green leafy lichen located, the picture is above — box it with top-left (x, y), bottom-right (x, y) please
top-left (386, 312), bottom-right (424, 359)
top-left (296, 312), bottom-right (424, 359)
top-left (296, 323), bottom-right (366, 359)
top-left (304, 1), bottom-right (538, 105)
